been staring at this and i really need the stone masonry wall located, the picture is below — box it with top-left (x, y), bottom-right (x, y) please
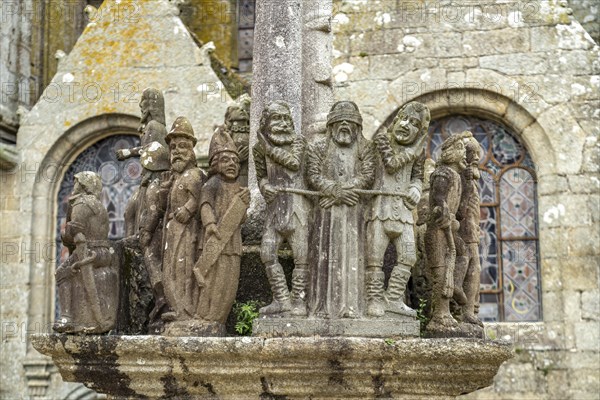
top-left (331, 0), bottom-right (599, 398)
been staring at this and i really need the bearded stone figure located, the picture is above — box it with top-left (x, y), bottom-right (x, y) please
top-left (306, 101), bottom-right (376, 319)
top-left (425, 134), bottom-right (468, 336)
top-left (54, 172), bottom-right (118, 334)
top-left (366, 102), bottom-right (430, 318)
top-left (253, 101), bottom-right (311, 317)
top-left (161, 117), bottom-right (206, 334)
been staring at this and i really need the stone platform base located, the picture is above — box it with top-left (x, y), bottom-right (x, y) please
top-left (253, 316), bottom-right (420, 338)
top-left (31, 334), bottom-right (512, 399)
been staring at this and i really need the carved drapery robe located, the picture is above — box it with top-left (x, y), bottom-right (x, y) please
top-left (196, 175), bottom-right (246, 324)
top-left (162, 167), bottom-right (205, 319)
top-left (306, 137), bottom-right (375, 319)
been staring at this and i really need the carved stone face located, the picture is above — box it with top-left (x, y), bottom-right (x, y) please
top-left (169, 136), bottom-right (195, 173)
top-left (392, 107), bottom-right (422, 145)
top-left (331, 119), bottom-right (359, 147)
top-left (139, 96), bottom-right (150, 124)
top-left (216, 151), bottom-right (240, 181)
top-left (451, 141), bottom-right (468, 171)
top-left (463, 137), bottom-right (481, 179)
top-left (267, 110), bottom-right (295, 146)
top-left (226, 107), bottom-right (250, 135)
top-left (73, 179), bottom-right (83, 195)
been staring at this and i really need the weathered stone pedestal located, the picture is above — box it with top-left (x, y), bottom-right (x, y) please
top-left (32, 334), bottom-right (512, 399)
top-left (253, 316), bottom-right (420, 338)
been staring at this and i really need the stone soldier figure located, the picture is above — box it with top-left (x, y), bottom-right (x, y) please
top-left (253, 101), bottom-right (311, 317)
top-left (215, 95), bottom-right (251, 186)
top-left (194, 129), bottom-right (250, 335)
top-left (306, 101), bottom-right (376, 319)
top-left (425, 135), bottom-right (468, 334)
top-left (54, 172), bottom-right (118, 334)
top-left (456, 131), bottom-right (484, 328)
top-left (366, 102), bottom-right (430, 317)
top-left (161, 117), bottom-right (206, 325)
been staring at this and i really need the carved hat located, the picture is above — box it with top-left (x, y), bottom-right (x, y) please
top-left (74, 171), bottom-right (102, 197)
top-left (166, 116), bottom-right (197, 145)
top-left (209, 129), bottom-right (238, 163)
top-left (327, 101), bottom-right (363, 127)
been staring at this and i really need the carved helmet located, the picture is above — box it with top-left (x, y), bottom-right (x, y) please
top-left (208, 129), bottom-right (238, 163)
top-left (166, 116), bottom-right (197, 145)
top-left (74, 171), bottom-right (102, 198)
top-left (326, 100), bottom-right (363, 127)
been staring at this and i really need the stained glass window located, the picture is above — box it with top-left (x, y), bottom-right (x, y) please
top-left (55, 135), bottom-right (141, 315)
top-left (427, 115), bottom-right (541, 322)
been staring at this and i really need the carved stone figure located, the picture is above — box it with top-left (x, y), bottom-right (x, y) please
top-left (366, 102), bottom-right (430, 317)
top-left (54, 172), bottom-right (118, 334)
top-left (118, 87), bottom-right (170, 236)
top-left (411, 158), bottom-right (435, 316)
top-left (194, 129), bottom-right (250, 334)
top-left (161, 117), bottom-right (206, 326)
top-left (456, 132), bottom-right (484, 329)
top-left (253, 101), bottom-right (311, 317)
top-left (425, 134), bottom-right (468, 334)
top-left (216, 95), bottom-right (251, 186)
top-left (116, 88), bottom-right (171, 328)
top-left (306, 101), bottom-right (375, 319)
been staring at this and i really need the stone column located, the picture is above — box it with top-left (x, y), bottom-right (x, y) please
top-left (301, 0), bottom-right (334, 137)
top-left (248, 0), bottom-right (303, 201)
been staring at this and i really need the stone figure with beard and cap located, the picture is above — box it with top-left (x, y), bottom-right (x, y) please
top-left (366, 102), bottom-right (430, 317)
top-left (54, 172), bottom-right (118, 334)
top-left (253, 101), bottom-right (311, 317)
top-left (425, 134), bottom-right (468, 336)
top-left (306, 101), bottom-right (376, 319)
top-left (161, 117), bottom-right (206, 332)
top-left (215, 94), bottom-right (251, 186)
top-left (193, 128), bottom-right (250, 335)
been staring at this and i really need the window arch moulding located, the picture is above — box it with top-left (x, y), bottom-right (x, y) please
top-left (26, 113), bottom-right (139, 353)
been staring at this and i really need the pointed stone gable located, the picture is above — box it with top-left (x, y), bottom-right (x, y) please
top-left (18, 0), bottom-right (231, 157)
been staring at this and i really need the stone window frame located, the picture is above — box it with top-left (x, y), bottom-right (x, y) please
top-left (25, 114), bottom-right (139, 351)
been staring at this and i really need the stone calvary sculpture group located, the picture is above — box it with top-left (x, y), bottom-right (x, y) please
top-left (53, 88), bottom-right (484, 338)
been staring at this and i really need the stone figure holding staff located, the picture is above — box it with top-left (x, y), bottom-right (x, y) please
top-left (253, 101), bottom-right (311, 317)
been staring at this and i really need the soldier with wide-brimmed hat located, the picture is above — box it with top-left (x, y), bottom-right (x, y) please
top-left (161, 116), bottom-right (206, 330)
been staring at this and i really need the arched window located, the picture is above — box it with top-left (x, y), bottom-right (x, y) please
top-left (427, 115), bottom-right (541, 322)
top-left (55, 135), bottom-right (141, 314)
